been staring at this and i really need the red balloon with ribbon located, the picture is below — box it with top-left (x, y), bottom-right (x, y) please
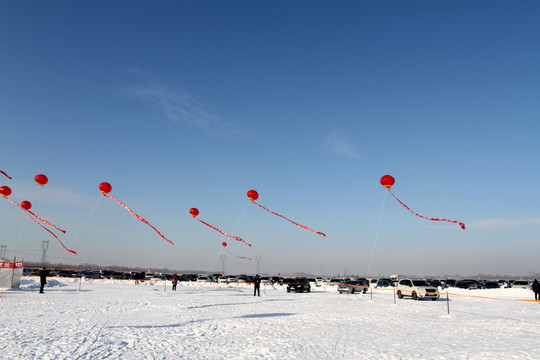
top-left (247, 189), bottom-right (326, 236)
top-left (99, 182), bottom-right (174, 245)
top-left (0, 189), bottom-right (75, 254)
top-left (380, 175), bottom-right (465, 230)
top-left (190, 207), bottom-right (251, 247)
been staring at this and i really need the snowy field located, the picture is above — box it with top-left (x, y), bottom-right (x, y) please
top-left (1, 277), bottom-right (539, 360)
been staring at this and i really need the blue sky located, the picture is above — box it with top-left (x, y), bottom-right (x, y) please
top-left (1, 1), bottom-right (539, 277)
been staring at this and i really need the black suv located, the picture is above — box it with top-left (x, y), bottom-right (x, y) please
top-left (286, 277), bottom-right (311, 293)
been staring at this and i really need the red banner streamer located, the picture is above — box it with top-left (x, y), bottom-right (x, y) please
top-left (387, 189), bottom-right (465, 230)
top-left (250, 200), bottom-right (326, 237)
top-left (4, 198), bottom-right (76, 254)
top-left (25, 209), bottom-right (66, 233)
top-left (223, 247), bottom-right (251, 260)
top-left (25, 213), bottom-right (77, 254)
top-left (195, 218), bottom-right (251, 247)
top-left (0, 170), bottom-right (11, 179)
top-left (102, 193), bottom-right (174, 245)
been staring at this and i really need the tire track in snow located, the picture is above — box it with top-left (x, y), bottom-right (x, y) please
top-left (70, 321), bottom-right (106, 358)
top-left (331, 322), bottom-right (350, 358)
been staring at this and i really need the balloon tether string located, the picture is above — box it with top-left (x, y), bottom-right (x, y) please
top-left (366, 190), bottom-right (387, 277)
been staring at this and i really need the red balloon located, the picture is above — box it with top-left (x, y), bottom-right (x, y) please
top-left (380, 175), bottom-right (395, 189)
top-left (222, 242), bottom-right (227, 247)
top-left (189, 207), bottom-right (199, 218)
top-left (0, 185), bottom-right (12, 197)
top-left (99, 182), bottom-right (112, 194)
top-left (35, 174), bottom-right (48, 186)
top-left (247, 189), bottom-right (259, 201)
top-left (20, 200), bottom-right (32, 210)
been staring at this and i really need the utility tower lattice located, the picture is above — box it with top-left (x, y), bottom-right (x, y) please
top-left (0, 245), bottom-right (6, 259)
top-left (220, 255), bottom-right (227, 275)
top-left (41, 240), bottom-right (49, 264)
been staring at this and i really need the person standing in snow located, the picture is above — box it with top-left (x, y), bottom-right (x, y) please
top-left (172, 274), bottom-right (178, 291)
top-left (39, 267), bottom-right (49, 294)
top-left (532, 279), bottom-right (540, 301)
top-left (253, 274), bottom-right (261, 297)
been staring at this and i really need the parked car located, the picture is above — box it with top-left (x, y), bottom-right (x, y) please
top-left (455, 280), bottom-right (477, 289)
top-left (376, 278), bottom-right (392, 287)
top-left (444, 279), bottom-right (456, 288)
top-left (234, 274), bottom-right (252, 283)
top-left (130, 272), bottom-right (147, 281)
top-left (462, 279), bottom-right (483, 289)
top-left (145, 273), bottom-right (155, 280)
top-left (483, 281), bottom-right (500, 289)
top-left (376, 279), bottom-right (392, 288)
top-left (281, 278), bottom-right (296, 286)
top-left (57, 270), bottom-right (75, 278)
top-left (396, 279), bottom-right (439, 301)
top-left (105, 271), bottom-right (125, 279)
top-left (287, 277), bottom-right (311, 293)
top-left (512, 280), bottom-right (530, 289)
top-left (84, 271), bottom-right (101, 279)
top-left (22, 268), bottom-right (37, 276)
top-left (100, 270), bottom-right (115, 279)
top-left (338, 280), bottom-right (368, 294)
top-left (354, 278), bottom-right (370, 289)
top-left (179, 274), bottom-right (197, 282)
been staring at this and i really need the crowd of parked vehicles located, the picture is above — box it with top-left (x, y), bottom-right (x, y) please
top-left (21, 268), bottom-right (535, 294)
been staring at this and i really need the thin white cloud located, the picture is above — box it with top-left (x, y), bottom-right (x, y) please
top-left (467, 217), bottom-right (540, 229)
top-left (4, 184), bottom-right (96, 209)
top-left (120, 83), bottom-right (251, 138)
top-left (324, 132), bottom-right (362, 159)
top-left (514, 238), bottom-right (540, 245)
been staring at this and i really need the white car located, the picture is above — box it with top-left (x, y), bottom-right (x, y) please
top-left (338, 280), bottom-right (368, 294)
top-left (396, 279), bottom-right (439, 301)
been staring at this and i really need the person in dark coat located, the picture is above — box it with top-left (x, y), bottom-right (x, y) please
top-left (39, 267), bottom-right (49, 294)
top-left (253, 274), bottom-right (261, 297)
top-left (172, 274), bottom-right (178, 291)
top-left (532, 279), bottom-right (540, 301)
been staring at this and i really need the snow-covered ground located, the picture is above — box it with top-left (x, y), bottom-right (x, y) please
top-left (1, 277), bottom-right (539, 359)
